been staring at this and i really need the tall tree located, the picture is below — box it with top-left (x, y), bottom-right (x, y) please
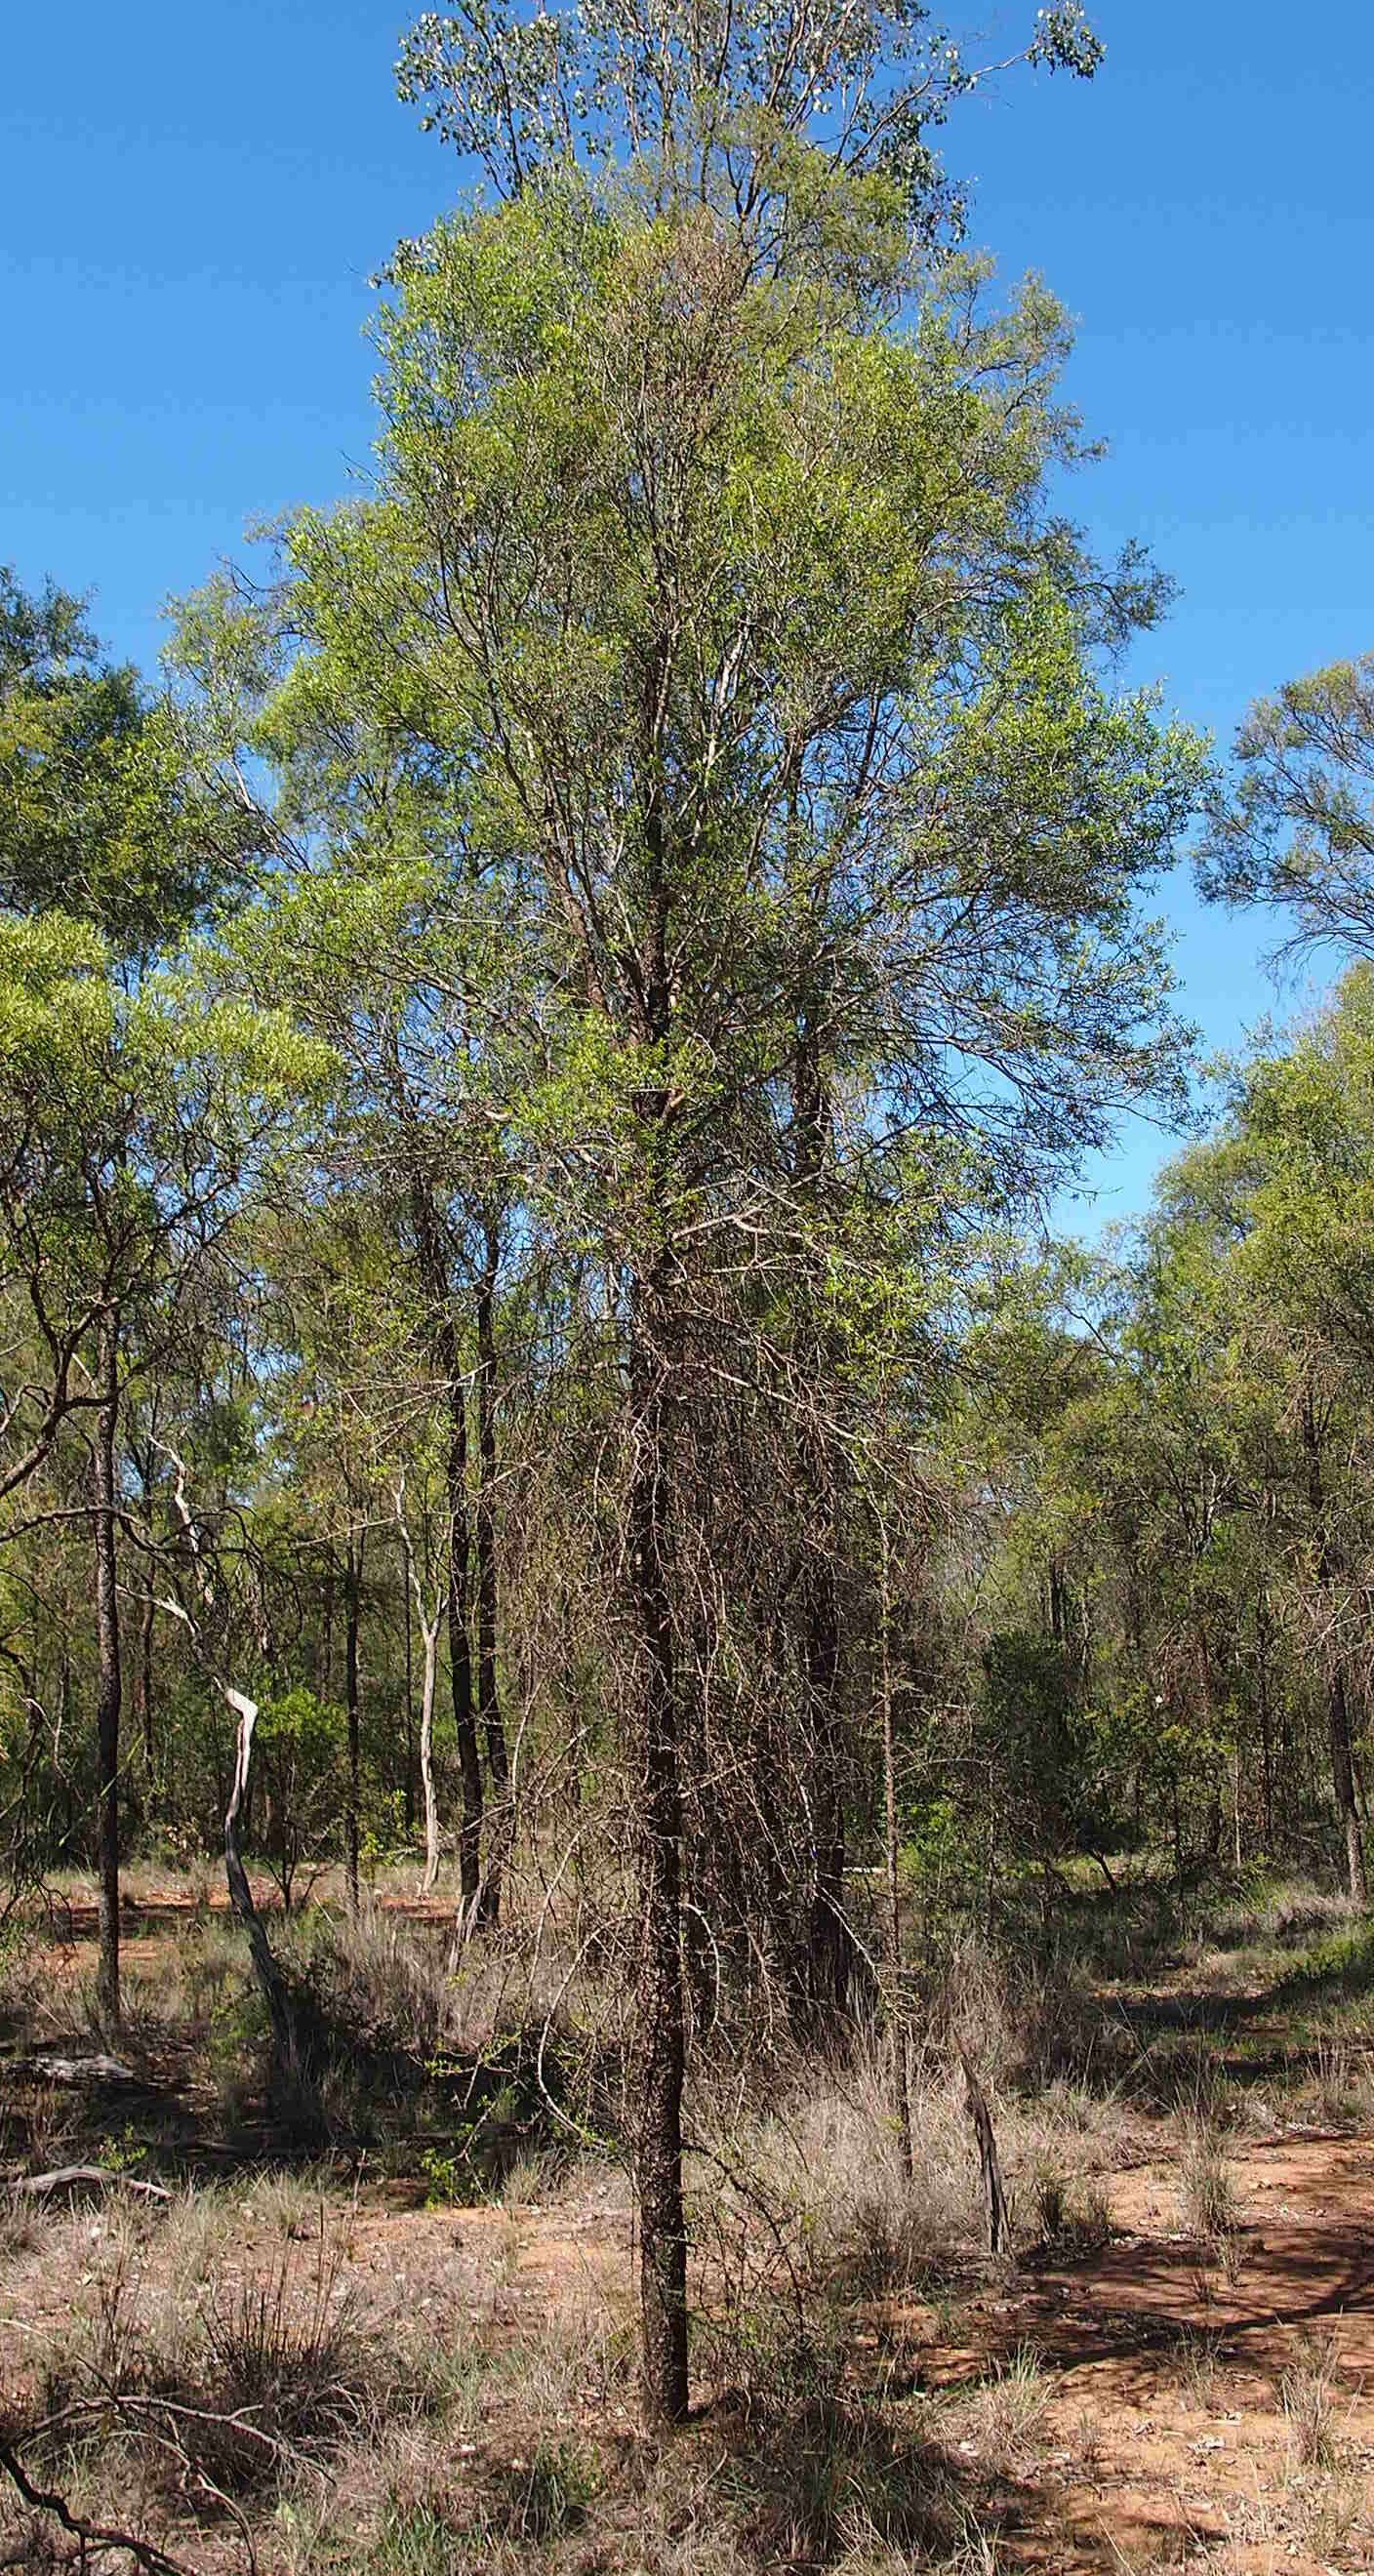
top-left (162, 1), bottom-right (1200, 2420)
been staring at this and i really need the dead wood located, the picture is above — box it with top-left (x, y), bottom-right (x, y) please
top-left (959, 2049), bottom-right (1011, 2255)
top-left (4, 2054), bottom-right (138, 2086)
top-left (4, 2164), bottom-right (171, 2202)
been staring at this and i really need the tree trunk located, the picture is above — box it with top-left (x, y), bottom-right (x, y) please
top-left (1302, 1390), bottom-right (1368, 1906)
top-left (135, 1582), bottom-right (155, 1789)
top-left (475, 1219), bottom-right (509, 1925)
top-left (93, 1310), bottom-right (122, 2032)
top-left (792, 1015), bottom-right (852, 2024)
top-left (446, 1386), bottom-right (483, 1930)
top-left (626, 735), bottom-right (689, 2427)
top-left (344, 1529), bottom-right (362, 1911)
top-left (402, 1576), bottom-right (415, 1837)
top-left (406, 1171), bottom-right (483, 1931)
top-left (878, 1519), bottom-right (913, 2175)
top-left (1329, 1665), bottom-right (1368, 1908)
top-left (803, 1550), bottom-right (850, 2017)
top-left (628, 1268), bottom-right (689, 2428)
top-left (319, 1559), bottom-right (334, 1700)
top-left (1255, 1583), bottom-right (1275, 1851)
top-left (223, 1685), bottom-right (298, 2072)
top-left (418, 1613), bottom-right (441, 1897)
top-left (393, 1492), bottom-right (444, 1902)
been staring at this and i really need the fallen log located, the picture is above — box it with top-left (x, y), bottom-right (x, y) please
top-left (3, 2053), bottom-right (139, 2086)
top-left (4, 2164), bottom-right (170, 2202)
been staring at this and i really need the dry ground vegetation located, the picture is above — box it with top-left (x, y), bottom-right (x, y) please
top-left (1, 1861), bottom-right (1373, 2576)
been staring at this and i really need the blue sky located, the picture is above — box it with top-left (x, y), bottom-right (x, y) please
top-left (4, 4), bottom-right (1372, 1227)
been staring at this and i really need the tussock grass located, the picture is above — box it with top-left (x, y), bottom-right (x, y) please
top-left (691, 2008), bottom-right (1133, 2314)
top-left (1179, 2124), bottom-right (1243, 2249)
top-left (1028, 2161), bottom-right (1111, 2253)
top-left (1169, 2324), bottom-right (1226, 2408)
top-left (1280, 2334), bottom-right (1344, 2471)
top-left (945, 2345), bottom-right (1051, 2473)
top-left (1193, 1874), bottom-right (1361, 1957)
top-left (0, 2184), bottom-right (40, 2261)
top-left (6, 2205), bottom-right (400, 2514)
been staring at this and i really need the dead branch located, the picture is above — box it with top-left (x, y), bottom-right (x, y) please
top-left (4, 2166), bottom-right (171, 2203)
top-left (3, 2055), bottom-right (138, 2087)
top-left (0, 2435), bottom-right (192, 2576)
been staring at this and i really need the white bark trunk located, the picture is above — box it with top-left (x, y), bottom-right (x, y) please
top-left (419, 1615), bottom-right (441, 1897)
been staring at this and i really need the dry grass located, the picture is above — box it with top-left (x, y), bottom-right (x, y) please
top-left (1301, 2023), bottom-right (1374, 2127)
top-left (1192, 1876), bottom-right (1361, 1956)
top-left (1028, 2160), bottom-right (1112, 2252)
top-left (0, 2186), bottom-right (40, 2263)
top-left (944, 2345), bottom-right (1051, 2474)
top-left (1279, 2333), bottom-right (1344, 2471)
top-left (1178, 2123), bottom-right (1243, 2249)
top-left (10, 1860), bottom-right (1373, 2576)
top-left (22, 2207), bottom-right (374, 2494)
top-left (1168, 2325), bottom-right (1226, 2409)
top-left (0, 2195), bottom-right (454, 2576)
top-left (689, 2011), bottom-right (1132, 2319)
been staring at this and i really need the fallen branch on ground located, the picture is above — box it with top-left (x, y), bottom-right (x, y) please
top-left (4, 2165), bottom-right (170, 2202)
top-left (4, 2054), bottom-right (138, 2086)
top-left (0, 2435), bottom-right (192, 2575)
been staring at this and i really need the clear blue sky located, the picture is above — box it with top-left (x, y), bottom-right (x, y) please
top-left (5, 4), bottom-right (1371, 1226)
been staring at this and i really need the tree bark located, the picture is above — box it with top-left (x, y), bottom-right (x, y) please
top-left (628, 1268), bottom-right (689, 2428)
top-left (93, 1309), bottom-right (122, 2032)
top-left (417, 1610), bottom-right (442, 1897)
top-left (475, 1218), bottom-right (509, 1925)
top-left (792, 1014), bottom-right (852, 2023)
top-left (344, 1529), bottom-right (362, 1911)
top-left (802, 1547), bottom-right (850, 2016)
top-left (136, 1587), bottom-right (155, 1783)
top-left (407, 1172), bottom-right (483, 1930)
top-left (1329, 1664), bottom-right (1368, 1908)
top-left (627, 726), bottom-right (689, 2429)
top-left (1302, 1390), bottom-right (1368, 1906)
top-left (878, 1518), bottom-right (913, 2174)
top-left (319, 1559), bottom-right (334, 1701)
top-left (446, 1385), bottom-right (483, 1929)
top-left (1255, 1582), bottom-right (1275, 1851)
top-left (223, 1684), bottom-right (296, 2064)
top-left (395, 1490), bottom-right (444, 1902)
top-left (402, 1576), bottom-right (415, 1837)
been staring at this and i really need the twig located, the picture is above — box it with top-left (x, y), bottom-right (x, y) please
top-left (0, 2434), bottom-right (192, 2575)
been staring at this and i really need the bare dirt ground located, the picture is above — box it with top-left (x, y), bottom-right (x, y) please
top-left (925, 2138), bottom-right (1374, 2572)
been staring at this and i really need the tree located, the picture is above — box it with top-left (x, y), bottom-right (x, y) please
top-left (157, 0), bottom-right (1202, 2420)
top-left (1199, 650), bottom-right (1374, 957)
top-left (1, 564), bottom-right (321, 2019)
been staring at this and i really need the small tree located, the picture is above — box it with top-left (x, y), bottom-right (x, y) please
top-left (253, 1686), bottom-right (347, 1912)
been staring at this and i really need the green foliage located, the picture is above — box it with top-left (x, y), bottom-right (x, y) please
top-left (0, 564), bottom-right (221, 946)
top-left (395, 0), bottom-right (1103, 256)
top-left (254, 1689), bottom-right (347, 1908)
top-left (1200, 647), bottom-right (1374, 957)
top-left (977, 1630), bottom-right (1082, 1865)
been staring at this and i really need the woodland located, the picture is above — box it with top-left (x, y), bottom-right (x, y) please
top-left (4, 6), bottom-right (1374, 2572)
